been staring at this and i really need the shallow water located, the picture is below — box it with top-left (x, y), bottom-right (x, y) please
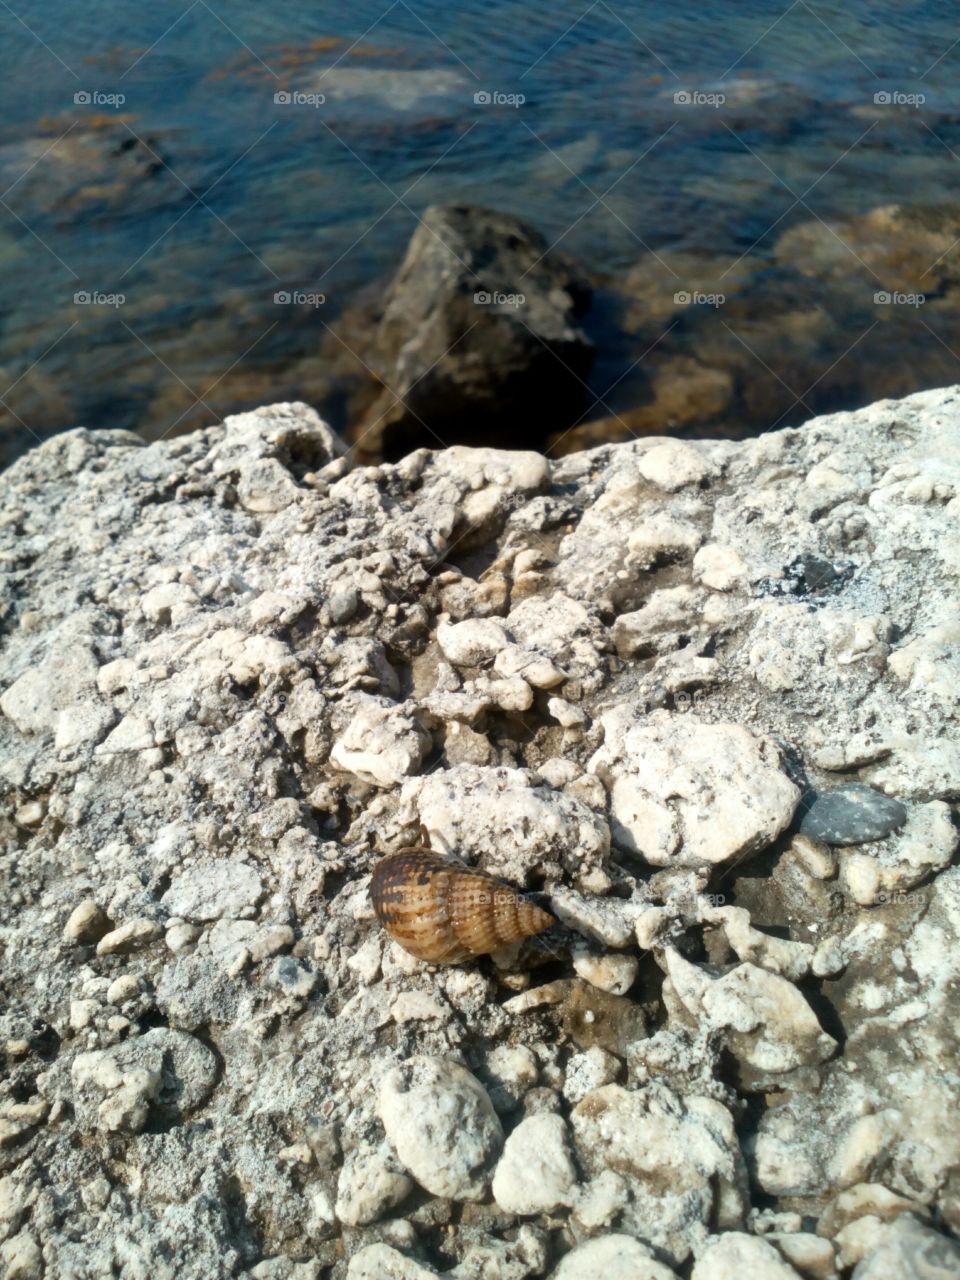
top-left (0, 1), bottom-right (957, 461)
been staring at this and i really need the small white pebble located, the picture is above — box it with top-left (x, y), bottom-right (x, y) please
top-left (165, 922), bottom-right (200, 953)
top-left (106, 975), bottom-right (140, 1006)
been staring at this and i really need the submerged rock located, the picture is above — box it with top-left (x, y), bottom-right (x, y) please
top-left (352, 204), bottom-right (593, 460)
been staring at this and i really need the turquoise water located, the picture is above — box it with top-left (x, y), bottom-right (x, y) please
top-left (0, 1), bottom-right (957, 459)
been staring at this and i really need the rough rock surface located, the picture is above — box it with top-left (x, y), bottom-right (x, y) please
top-left (0, 386), bottom-right (959, 1277)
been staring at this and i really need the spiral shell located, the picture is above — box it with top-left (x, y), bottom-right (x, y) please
top-left (370, 847), bottom-right (554, 964)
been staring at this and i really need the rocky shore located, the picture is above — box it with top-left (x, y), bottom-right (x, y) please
top-left (1, 386), bottom-right (959, 1278)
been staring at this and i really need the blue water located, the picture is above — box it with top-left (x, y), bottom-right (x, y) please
top-left (0, 1), bottom-right (957, 457)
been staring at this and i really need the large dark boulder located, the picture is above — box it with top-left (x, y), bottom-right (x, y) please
top-left (352, 205), bottom-right (593, 460)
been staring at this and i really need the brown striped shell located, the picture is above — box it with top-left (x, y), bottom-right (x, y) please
top-left (370, 847), bottom-right (554, 964)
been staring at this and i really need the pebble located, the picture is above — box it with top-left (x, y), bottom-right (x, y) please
top-left (549, 1233), bottom-right (679, 1279)
top-left (335, 1141), bottom-right (413, 1226)
top-left (247, 924), bottom-right (295, 962)
top-left (690, 1234), bottom-right (801, 1279)
top-left (4, 1101), bottom-right (47, 1126)
top-left (347, 1244), bottom-right (438, 1280)
top-left (0, 1231), bottom-right (43, 1280)
top-left (63, 898), bottom-right (109, 944)
top-left (799, 784), bottom-right (908, 845)
top-left (588, 708), bottom-right (799, 867)
top-left (572, 950), bottom-right (638, 996)
top-left (378, 1056), bottom-right (503, 1201)
top-left (165, 922), bottom-right (201, 952)
top-left (95, 918), bottom-right (161, 956)
top-left (483, 1045), bottom-right (539, 1113)
top-left (562, 1046), bottom-right (621, 1104)
top-left (637, 440), bottom-right (716, 492)
top-left (494, 644), bottom-right (565, 688)
top-left (627, 514), bottom-right (703, 564)
top-left (14, 801), bottom-right (44, 827)
top-left (70, 999), bottom-right (99, 1030)
top-left (547, 696), bottom-right (588, 728)
top-left (55, 702), bottom-right (117, 751)
top-left (328, 584), bottom-right (359, 624)
top-left (330, 695), bottom-right (430, 788)
top-left (106, 975), bottom-right (140, 1005)
top-left (346, 936), bottom-right (383, 985)
top-left (390, 990), bottom-right (446, 1023)
top-left (537, 757), bottom-right (580, 788)
top-left (492, 1113), bottom-right (578, 1214)
top-left (692, 543), bottom-right (748, 591)
top-left (268, 956), bottom-right (315, 999)
top-left (71, 1029), bottom-right (217, 1134)
top-left (767, 1233), bottom-right (836, 1280)
top-left (437, 617), bottom-right (510, 666)
top-left (549, 889), bottom-right (634, 948)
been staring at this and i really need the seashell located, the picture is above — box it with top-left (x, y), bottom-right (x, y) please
top-left (370, 847), bottom-right (554, 964)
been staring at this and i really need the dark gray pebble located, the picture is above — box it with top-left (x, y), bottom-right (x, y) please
top-left (799, 783), bottom-right (908, 846)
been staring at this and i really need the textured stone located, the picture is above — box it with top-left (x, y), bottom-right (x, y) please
top-left (690, 1233), bottom-right (802, 1279)
top-left (569, 1082), bottom-right (746, 1265)
top-left (378, 1056), bottom-right (503, 1201)
top-left (492, 1113), bottom-right (578, 1214)
top-left (588, 710), bottom-right (799, 868)
top-left (800, 784), bottom-right (908, 845)
top-left (549, 1234), bottom-right (679, 1279)
top-left (161, 860), bottom-right (264, 922)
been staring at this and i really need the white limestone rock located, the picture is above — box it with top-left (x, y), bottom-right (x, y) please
top-left (588, 708), bottom-right (799, 868)
top-left (330, 693), bottom-right (430, 787)
top-left (437, 617), bottom-right (510, 667)
top-left (570, 1082), bottom-right (746, 1265)
top-left (549, 1234), bottom-right (679, 1279)
top-left (346, 1244), bottom-right (439, 1280)
top-left (690, 1233), bottom-right (803, 1280)
top-left (334, 1141), bottom-right (413, 1226)
top-left (637, 440), bottom-right (718, 492)
top-left (401, 763), bottom-right (610, 890)
top-left (3, 388), bottom-right (960, 1275)
top-left (378, 1056), bottom-right (503, 1201)
top-left (663, 949), bottom-right (836, 1077)
top-left (491, 1113), bottom-right (578, 1214)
